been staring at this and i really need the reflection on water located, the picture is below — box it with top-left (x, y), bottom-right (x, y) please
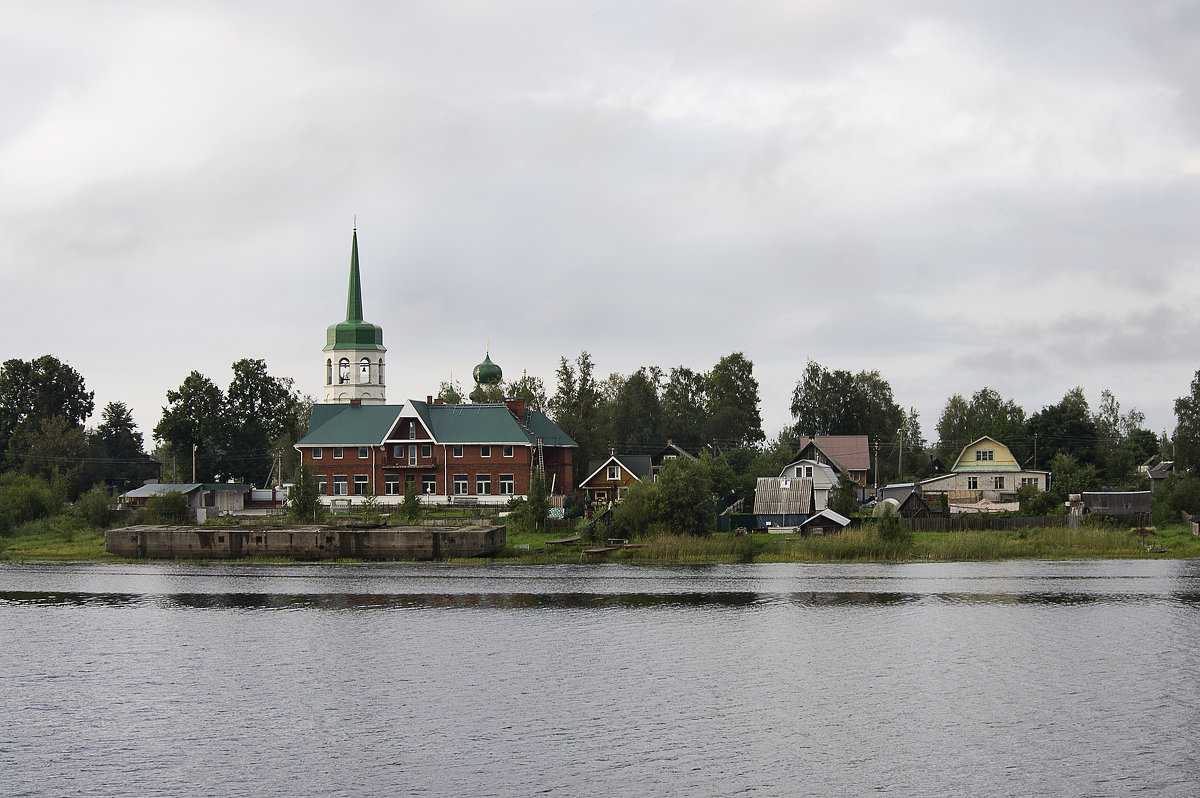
top-left (3, 560), bottom-right (1200, 798)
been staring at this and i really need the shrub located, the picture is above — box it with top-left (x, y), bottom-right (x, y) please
top-left (74, 485), bottom-right (113, 528)
top-left (0, 474), bottom-right (57, 533)
top-left (145, 490), bottom-right (190, 525)
top-left (399, 479), bottom-right (422, 523)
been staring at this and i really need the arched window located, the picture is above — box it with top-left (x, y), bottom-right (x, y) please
top-left (378, 358), bottom-right (385, 385)
top-left (326, 359), bottom-right (332, 385)
top-left (339, 358), bottom-right (350, 384)
top-left (359, 357), bottom-right (371, 383)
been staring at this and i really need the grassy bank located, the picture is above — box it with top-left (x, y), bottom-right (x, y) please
top-left (498, 521), bottom-right (1200, 564)
top-left (5, 517), bottom-right (1199, 563)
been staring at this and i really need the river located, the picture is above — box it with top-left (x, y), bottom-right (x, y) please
top-left (2, 559), bottom-right (1198, 797)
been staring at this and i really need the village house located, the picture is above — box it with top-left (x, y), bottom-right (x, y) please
top-left (918, 435), bottom-right (1049, 506)
top-left (294, 231), bottom-right (576, 506)
top-left (794, 435), bottom-right (872, 490)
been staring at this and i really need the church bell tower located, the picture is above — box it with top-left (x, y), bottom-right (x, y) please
top-left (323, 229), bottom-right (386, 404)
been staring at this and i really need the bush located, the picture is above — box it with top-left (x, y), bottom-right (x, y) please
top-left (399, 479), bottom-right (422, 523)
top-left (0, 474), bottom-right (57, 533)
top-left (145, 490), bottom-right (190, 524)
top-left (875, 514), bottom-right (913, 545)
top-left (74, 485), bottom-right (113, 528)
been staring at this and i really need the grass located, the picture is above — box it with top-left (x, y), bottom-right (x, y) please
top-left (5, 514), bottom-right (1200, 564)
top-left (0, 516), bottom-right (109, 560)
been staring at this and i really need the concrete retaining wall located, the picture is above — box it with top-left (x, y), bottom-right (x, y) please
top-left (106, 524), bottom-right (505, 560)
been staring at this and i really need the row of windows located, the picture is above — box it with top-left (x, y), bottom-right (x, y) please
top-left (316, 474), bottom-right (516, 496)
top-left (974, 450), bottom-right (995, 461)
top-left (965, 476), bottom-right (1032, 490)
top-left (312, 445), bottom-right (516, 460)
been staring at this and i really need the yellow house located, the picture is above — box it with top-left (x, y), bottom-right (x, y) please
top-left (920, 436), bottom-right (1050, 499)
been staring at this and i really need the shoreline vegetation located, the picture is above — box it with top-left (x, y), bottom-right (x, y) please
top-left (3, 516), bottom-right (1199, 563)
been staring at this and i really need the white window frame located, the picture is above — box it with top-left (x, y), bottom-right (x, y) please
top-left (422, 475), bottom-right (437, 494)
top-left (384, 474), bottom-right (400, 495)
top-left (409, 423), bottom-right (416, 440)
top-left (607, 465), bottom-right (620, 480)
top-left (453, 445), bottom-right (463, 458)
top-left (393, 444), bottom-right (403, 458)
top-left (503, 445), bottom-right (514, 458)
top-left (354, 474), bottom-right (369, 495)
top-left (993, 476), bottom-right (1005, 490)
top-left (967, 476), bottom-right (978, 490)
top-left (333, 476), bottom-right (348, 495)
top-left (358, 447), bottom-right (368, 459)
top-left (316, 475), bottom-right (328, 494)
top-left (422, 444), bottom-right (432, 458)
top-left (333, 447), bottom-right (343, 459)
top-left (312, 447), bottom-right (323, 460)
top-left (476, 474), bottom-right (491, 495)
top-left (481, 445), bottom-right (491, 458)
top-left (453, 474), bottom-right (468, 495)
top-left (499, 474), bottom-right (514, 495)
top-left (408, 446), bottom-right (417, 466)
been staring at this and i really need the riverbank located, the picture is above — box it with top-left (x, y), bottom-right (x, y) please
top-left (4, 519), bottom-right (1199, 563)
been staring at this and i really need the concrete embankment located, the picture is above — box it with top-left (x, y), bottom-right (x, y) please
top-left (105, 524), bottom-right (505, 560)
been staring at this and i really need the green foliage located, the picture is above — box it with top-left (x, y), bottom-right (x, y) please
top-left (1017, 483), bottom-right (1063, 516)
top-left (828, 478), bottom-right (860, 517)
top-left (652, 456), bottom-right (716, 536)
top-left (399, 478), bottom-right (422, 523)
top-left (288, 462), bottom-right (324, 524)
top-left (1048, 451), bottom-right (1101, 497)
top-left (611, 479), bottom-right (658, 538)
top-left (875, 514), bottom-right (913, 545)
top-left (935, 387), bottom-right (1027, 462)
top-left (525, 468), bottom-right (549, 532)
top-left (0, 473), bottom-right (57, 533)
top-left (706, 352), bottom-right (765, 448)
top-left (74, 485), bottom-right (113, 528)
top-left (1159, 474), bottom-right (1200, 517)
top-left (0, 355), bottom-right (95, 470)
top-left (144, 490), bottom-right (190, 525)
top-left (1174, 370), bottom-right (1200, 472)
top-left (1028, 387), bottom-right (1099, 467)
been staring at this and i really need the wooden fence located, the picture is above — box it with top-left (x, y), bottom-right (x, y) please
top-left (902, 514), bottom-right (1071, 533)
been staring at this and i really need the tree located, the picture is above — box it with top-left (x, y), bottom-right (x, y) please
top-left (154, 372), bottom-right (228, 482)
top-left (1174, 371), bottom-right (1200, 473)
top-left (12, 415), bottom-right (87, 497)
top-left (549, 352), bottom-right (604, 484)
top-left (288, 462), bottom-right (323, 524)
top-left (935, 387), bottom-right (1026, 461)
top-left (88, 401), bottom-right (150, 490)
top-left (504, 373), bottom-right (548, 412)
top-left (400, 477), bottom-right (422, 523)
top-left (828, 477), bottom-right (860, 517)
top-left (789, 360), bottom-right (904, 470)
top-left (0, 355), bottom-right (94, 471)
top-left (652, 456), bottom-right (716, 536)
top-left (607, 367), bottom-right (662, 449)
top-left (525, 467), bottom-right (549, 533)
top-left (437, 379), bottom-right (464, 404)
top-left (660, 366), bottom-right (710, 449)
top-left (706, 352), bottom-right (765, 449)
top-left (1047, 452), bottom-right (1100, 498)
top-left (226, 359), bottom-right (303, 484)
top-left (1028, 388), bottom-right (1098, 468)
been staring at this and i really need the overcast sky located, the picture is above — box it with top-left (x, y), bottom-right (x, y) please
top-left (4, 0), bottom-right (1200, 449)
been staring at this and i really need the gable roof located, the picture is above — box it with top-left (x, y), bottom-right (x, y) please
top-left (799, 509), bottom-right (851, 529)
top-left (582, 454), bottom-right (653, 486)
top-left (297, 401), bottom-right (577, 449)
top-left (753, 476), bottom-right (813, 515)
top-left (797, 435), bottom-right (871, 473)
top-left (950, 436), bottom-right (1020, 472)
top-left (780, 458), bottom-right (840, 484)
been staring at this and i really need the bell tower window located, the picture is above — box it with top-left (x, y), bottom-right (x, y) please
top-left (360, 357), bottom-right (371, 383)
top-left (339, 358), bottom-right (350, 384)
top-left (326, 359), bottom-right (332, 385)
top-left (378, 358), bottom-right (385, 385)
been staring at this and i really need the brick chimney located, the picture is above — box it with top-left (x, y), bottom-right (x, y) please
top-left (504, 397), bottom-right (526, 421)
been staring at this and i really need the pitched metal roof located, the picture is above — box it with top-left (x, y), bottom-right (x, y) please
top-left (797, 435), bottom-right (871, 473)
top-left (297, 401), bottom-right (577, 449)
top-left (582, 454), bottom-right (653, 485)
top-left (122, 483), bottom-right (203, 498)
top-left (753, 476), bottom-right (813, 515)
top-left (296, 404), bottom-right (404, 446)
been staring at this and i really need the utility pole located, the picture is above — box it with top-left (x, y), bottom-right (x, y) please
top-left (897, 428), bottom-right (905, 481)
top-left (192, 444), bottom-right (197, 483)
top-left (1033, 433), bottom-right (1038, 469)
top-left (873, 441), bottom-right (880, 493)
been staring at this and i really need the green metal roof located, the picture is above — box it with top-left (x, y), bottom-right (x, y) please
top-left (296, 404), bottom-right (404, 446)
top-left (324, 229), bottom-right (384, 352)
top-left (297, 401), bottom-right (577, 448)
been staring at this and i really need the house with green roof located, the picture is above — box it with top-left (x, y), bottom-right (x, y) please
top-left (296, 230), bottom-right (576, 505)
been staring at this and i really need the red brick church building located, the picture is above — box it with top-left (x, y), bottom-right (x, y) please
top-left (294, 231), bottom-right (575, 505)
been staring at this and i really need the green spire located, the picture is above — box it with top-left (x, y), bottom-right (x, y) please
top-left (324, 228), bottom-right (384, 352)
top-left (346, 228), bottom-right (364, 322)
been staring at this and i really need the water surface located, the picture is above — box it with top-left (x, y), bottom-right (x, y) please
top-left (3, 560), bottom-right (1198, 797)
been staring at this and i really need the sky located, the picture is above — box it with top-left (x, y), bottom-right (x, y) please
top-left (4, 0), bottom-right (1200, 451)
